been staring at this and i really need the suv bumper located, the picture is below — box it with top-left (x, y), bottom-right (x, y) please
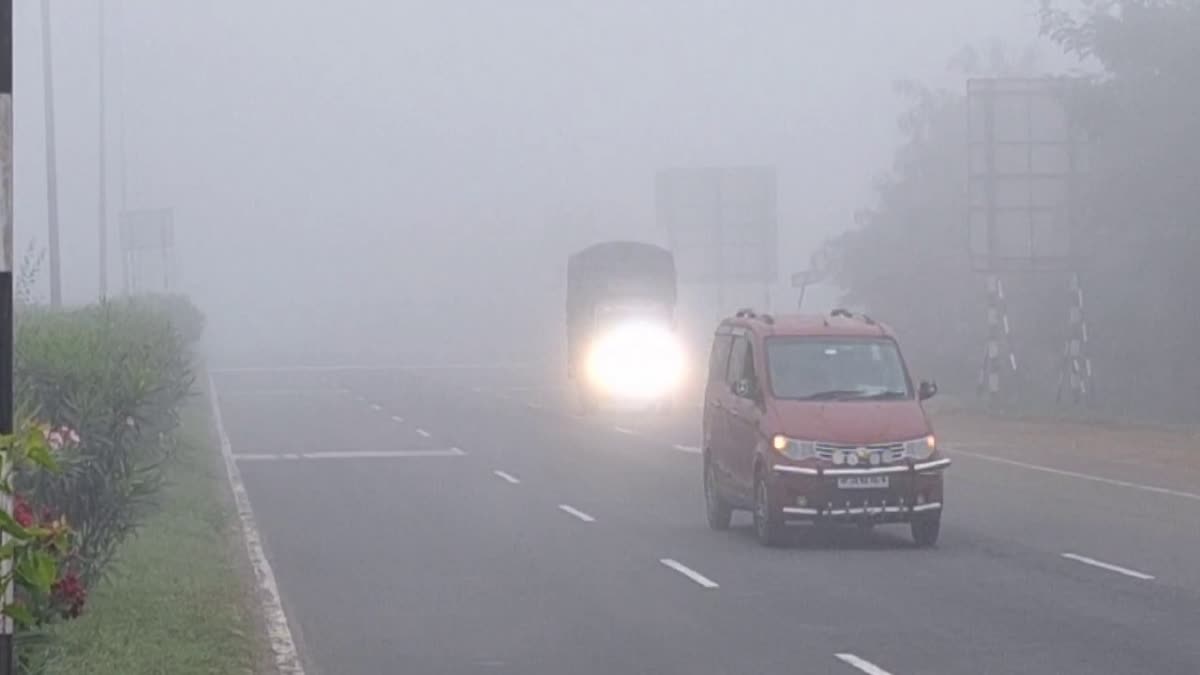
top-left (771, 458), bottom-right (949, 523)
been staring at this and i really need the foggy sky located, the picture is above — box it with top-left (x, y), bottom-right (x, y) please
top-left (13, 1), bottom-right (1049, 363)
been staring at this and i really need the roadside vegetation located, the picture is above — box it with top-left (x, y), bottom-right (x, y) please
top-left (827, 0), bottom-right (1200, 422)
top-left (2, 291), bottom-right (261, 674)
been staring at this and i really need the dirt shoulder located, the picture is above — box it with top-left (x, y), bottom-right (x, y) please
top-left (929, 404), bottom-right (1200, 492)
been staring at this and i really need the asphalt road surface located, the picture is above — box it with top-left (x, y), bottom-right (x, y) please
top-left (210, 364), bottom-right (1200, 675)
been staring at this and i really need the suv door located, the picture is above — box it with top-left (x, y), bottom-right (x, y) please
top-left (726, 334), bottom-right (764, 498)
top-left (704, 331), bottom-right (734, 482)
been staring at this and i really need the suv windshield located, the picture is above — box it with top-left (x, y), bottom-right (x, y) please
top-left (765, 337), bottom-right (912, 401)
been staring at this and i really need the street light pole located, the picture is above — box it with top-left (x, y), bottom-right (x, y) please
top-left (40, 0), bottom-right (61, 307)
top-left (0, 2), bottom-right (15, 673)
top-left (98, 0), bottom-right (109, 300)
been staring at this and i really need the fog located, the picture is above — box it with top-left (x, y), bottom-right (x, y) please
top-left (14, 1), bottom-right (1045, 366)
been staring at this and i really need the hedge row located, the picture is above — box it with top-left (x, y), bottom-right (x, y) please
top-left (8, 294), bottom-right (204, 671)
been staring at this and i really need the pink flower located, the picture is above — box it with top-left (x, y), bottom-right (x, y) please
top-left (47, 431), bottom-right (64, 451)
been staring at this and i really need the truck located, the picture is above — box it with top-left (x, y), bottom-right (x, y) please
top-left (566, 241), bottom-right (682, 414)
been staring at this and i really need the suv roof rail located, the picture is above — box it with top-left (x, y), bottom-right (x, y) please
top-left (830, 308), bottom-right (878, 326)
top-left (733, 308), bottom-right (776, 325)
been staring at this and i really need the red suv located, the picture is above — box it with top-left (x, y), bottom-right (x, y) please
top-left (702, 309), bottom-right (949, 547)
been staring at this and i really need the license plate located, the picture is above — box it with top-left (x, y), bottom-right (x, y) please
top-left (837, 476), bottom-right (889, 489)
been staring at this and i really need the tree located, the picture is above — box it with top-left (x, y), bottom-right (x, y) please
top-left (826, 44), bottom-right (1041, 394)
top-left (1039, 0), bottom-right (1200, 419)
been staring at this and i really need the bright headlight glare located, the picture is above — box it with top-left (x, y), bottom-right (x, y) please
top-left (772, 435), bottom-right (816, 461)
top-left (904, 435), bottom-right (937, 460)
top-left (584, 322), bottom-right (684, 399)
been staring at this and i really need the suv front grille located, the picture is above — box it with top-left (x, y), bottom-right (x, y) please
top-left (814, 442), bottom-right (906, 464)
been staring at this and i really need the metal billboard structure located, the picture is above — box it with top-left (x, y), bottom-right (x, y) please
top-left (966, 77), bottom-right (1093, 406)
top-left (655, 166), bottom-right (778, 312)
top-left (120, 207), bottom-right (174, 295)
top-left (967, 77), bottom-right (1085, 272)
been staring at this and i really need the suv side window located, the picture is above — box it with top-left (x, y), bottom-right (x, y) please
top-left (726, 336), bottom-right (749, 387)
top-left (708, 334), bottom-right (733, 385)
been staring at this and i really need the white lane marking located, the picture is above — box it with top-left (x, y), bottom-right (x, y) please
top-left (416, 429), bottom-right (432, 438)
top-left (493, 470), bottom-right (521, 485)
top-left (223, 389), bottom-right (340, 397)
top-left (1061, 553), bottom-right (1155, 581)
top-left (355, 395), bottom-right (367, 403)
top-left (212, 363), bottom-right (532, 374)
top-left (557, 504), bottom-right (596, 523)
top-left (613, 426), bottom-right (638, 436)
top-left (471, 386), bottom-right (484, 393)
top-left (836, 653), bottom-right (894, 675)
top-left (369, 403), bottom-right (383, 412)
top-left (233, 453), bottom-right (291, 462)
top-left (235, 449), bottom-right (466, 462)
top-left (949, 447), bottom-right (1200, 502)
top-left (659, 558), bottom-right (719, 589)
top-left (673, 444), bottom-right (702, 454)
top-left (207, 373), bottom-right (307, 675)
top-left (391, 415), bottom-right (405, 423)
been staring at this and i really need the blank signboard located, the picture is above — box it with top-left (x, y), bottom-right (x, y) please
top-left (967, 78), bottom-right (1084, 272)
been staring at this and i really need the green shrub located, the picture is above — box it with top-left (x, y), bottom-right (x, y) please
top-left (13, 297), bottom-right (202, 586)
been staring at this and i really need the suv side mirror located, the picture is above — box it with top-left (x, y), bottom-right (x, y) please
top-left (733, 378), bottom-right (757, 400)
top-left (918, 380), bottom-right (938, 401)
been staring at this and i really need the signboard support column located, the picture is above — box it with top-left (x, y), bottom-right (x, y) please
top-left (978, 275), bottom-right (1017, 404)
top-left (1056, 272), bottom-right (1094, 405)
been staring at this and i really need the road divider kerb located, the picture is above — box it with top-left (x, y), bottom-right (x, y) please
top-left (207, 373), bottom-right (307, 675)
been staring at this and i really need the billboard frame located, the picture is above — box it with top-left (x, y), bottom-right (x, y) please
top-left (967, 77), bottom-right (1086, 274)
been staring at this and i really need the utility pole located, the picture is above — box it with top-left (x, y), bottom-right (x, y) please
top-left (116, 0), bottom-right (129, 295)
top-left (0, 2), bottom-right (15, 672)
top-left (98, 0), bottom-right (109, 300)
top-left (41, 0), bottom-right (61, 307)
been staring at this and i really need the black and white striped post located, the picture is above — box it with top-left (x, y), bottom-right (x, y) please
top-left (1057, 273), bottom-right (1093, 405)
top-left (0, 0), bottom-right (14, 672)
top-left (978, 275), bottom-right (1017, 405)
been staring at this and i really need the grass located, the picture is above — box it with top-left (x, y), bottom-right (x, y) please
top-left (32, 396), bottom-right (264, 675)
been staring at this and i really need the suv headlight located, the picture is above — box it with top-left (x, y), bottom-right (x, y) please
top-left (904, 435), bottom-right (937, 461)
top-left (772, 435), bottom-right (816, 461)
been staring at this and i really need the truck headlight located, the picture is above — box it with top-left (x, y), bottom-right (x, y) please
top-left (904, 435), bottom-right (937, 461)
top-left (584, 322), bottom-right (684, 398)
top-left (772, 435), bottom-right (816, 461)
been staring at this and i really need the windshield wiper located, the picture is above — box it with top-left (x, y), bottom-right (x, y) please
top-left (802, 389), bottom-right (866, 401)
top-left (855, 390), bottom-right (909, 400)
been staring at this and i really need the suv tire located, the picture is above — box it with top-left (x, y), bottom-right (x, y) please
top-left (911, 513), bottom-right (941, 548)
top-left (704, 457), bottom-right (733, 531)
top-left (753, 468), bottom-right (787, 547)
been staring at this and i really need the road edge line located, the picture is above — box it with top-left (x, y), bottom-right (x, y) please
top-left (208, 371), bottom-right (307, 675)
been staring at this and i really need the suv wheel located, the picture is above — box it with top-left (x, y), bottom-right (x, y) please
top-left (704, 458), bottom-right (733, 531)
top-left (911, 513), bottom-right (941, 548)
top-left (753, 468), bottom-right (786, 547)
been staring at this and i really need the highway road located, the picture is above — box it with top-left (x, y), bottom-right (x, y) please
top-left (210, 364), bottom-right (1200, 675)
